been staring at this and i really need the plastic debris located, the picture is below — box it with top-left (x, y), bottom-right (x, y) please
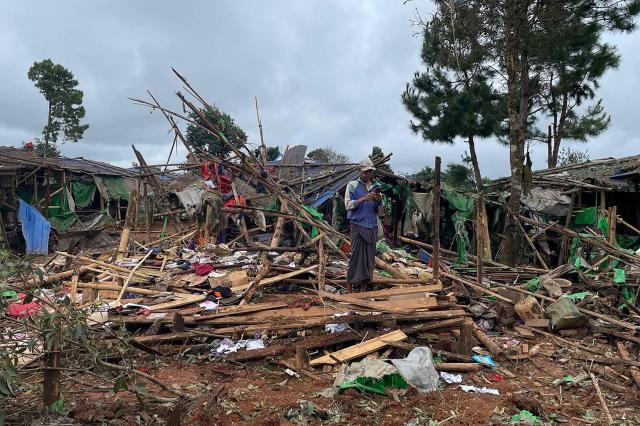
top-left (390, 347), bottom-right (440, 393)
top-left (440, 372), bottom-right (462, 384)
top-left (472, 354), bottom-right (497, 368)
top-left (511, 409), bottom-right (541, 425)
top-left (459, 385), bottom-right (500, 395)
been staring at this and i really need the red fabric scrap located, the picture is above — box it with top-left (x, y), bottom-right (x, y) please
top-left (7, 301), bottom-right (42, 319)
top-left (192, 262), bottom-right (214, 276)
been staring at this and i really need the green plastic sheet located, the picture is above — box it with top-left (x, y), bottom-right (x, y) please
top-left (443, 190), bottom-right (475, 220)
top-left (338, 373), bottom-right (408, 396)
top-left (525, 276), bottom-right (541, 292)
top-left (300, 206), bottom-right (324, 239)
top-left (574, 207), bottom-right (596, 225)
top-left (511, 409), bottom-right (540, 425)
top-left (49, 211), bottom-right (78, 232)
top-left (614, 268), bottom-right (626, 284)
top-left (71, 181), bottom-right (96, 208)
top-left (95, 176), bottom-right (130, 201)
top-left (597, 215), bottom-right (609, 236)
top-left (561, 292), bottom-right (591, 301)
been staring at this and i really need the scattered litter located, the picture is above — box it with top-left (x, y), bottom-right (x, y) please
top-left (459, 385), bottom-right (500, 395)
top-left (440, 372), bottom-right (462, 384)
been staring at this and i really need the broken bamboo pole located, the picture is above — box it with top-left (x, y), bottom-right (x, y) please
top-left (433, 156), bottom-right (441, 283)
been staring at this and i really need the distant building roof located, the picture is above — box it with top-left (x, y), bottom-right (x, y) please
top-left (0, 146), bottom-right (137, 178)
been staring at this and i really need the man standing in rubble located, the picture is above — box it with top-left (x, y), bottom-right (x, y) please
top-left (345, 158), bottom-right (382, 293)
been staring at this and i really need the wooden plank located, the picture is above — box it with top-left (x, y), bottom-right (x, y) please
top-left (194, 302), bottom-right (289, 321)
top-left (232, 265), bottom-right (319, 293)
top-left (317, 290), bottom-right (415, 315)
top-left (310, 330), bottom-right (407, 366)
top-left (347, 285), bottom-right (442, 300)
top-left (149, 294), bottom-right (206, 311)
top-left (196, 309), bottom-right (468, 332)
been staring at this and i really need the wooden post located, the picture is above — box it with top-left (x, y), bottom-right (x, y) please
top-left (172, 313), bottom-right (185, 333)
top-left (457, 319), bottom-right (474, 356)
top-left (144, 183), bottom-right (150, 244)
top-left (44, 168), bottom-right (51, 218)
top-left (476, 193), bottom-right (484, 288)
top-left (331, 195), bottom-right (339, 230)
top-left (43, 349), bottom-right (61, 407)
top-left (433, 156), bottom-right (441, 284)
top-left (116, 190), bottom-right (138, 261)
top-left (295, 346), bottom-right (310, 369)
top-left (599, 190), bottom-right (606, 212)
top-left (608, 206), bottom-right (617, 245)
top-left (33, 174), bottom-right (39, 209)
top-left (318, 239), bottom-right (326, 291)
top-left (558, 192), bottom-right (575, 266)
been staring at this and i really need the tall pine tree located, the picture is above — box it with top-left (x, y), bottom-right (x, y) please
top-left (403, 2), bottom-right (504, 192)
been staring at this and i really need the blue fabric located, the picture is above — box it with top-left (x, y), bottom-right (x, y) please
top-left (347, 180), bottom-right (378, 229)
top-left (18, 199), bottom-right (50, 255)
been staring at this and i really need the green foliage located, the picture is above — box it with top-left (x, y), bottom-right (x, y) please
top-left (185, 106), bottom-right (247, 157)
top-left (28, 59), bottom-right (88, 145)
top-left (557, 147), bottom-right (590, 166)
top-left (266, 146), bottom-right (280, 161)
top-left (30, 138), bottom-right (60, 158)
top-left (443, 164), bottom-right (474, 191)
top-left (253, 146), bottom-right (281, 162)
top-left (307, 147), bottom-right (350, 164)
top-left (413, 165), bottom-right (434, 186)
top-left (48, 398), bottom-right (70, 416)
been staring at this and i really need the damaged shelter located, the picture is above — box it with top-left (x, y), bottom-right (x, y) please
top-left (0, 145), bottom-right (138, 254)
top-left (5, 73), bottom-right (640, 424)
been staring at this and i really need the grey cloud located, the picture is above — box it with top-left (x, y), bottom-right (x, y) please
top-left (0, 1), bottom-right (638, 175)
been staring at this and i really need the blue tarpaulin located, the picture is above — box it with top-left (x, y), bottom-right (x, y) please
top-left (18, 199), bottom-right (50, 255)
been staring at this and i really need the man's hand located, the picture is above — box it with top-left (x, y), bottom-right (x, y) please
top-left (358, 192), bottom-right (382, 203)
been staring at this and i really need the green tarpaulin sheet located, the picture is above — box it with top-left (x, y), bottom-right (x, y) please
top-left (574, 207), bottom-right (596, 225)
top-left (597, 215), bottom-right (609, 236)
top-left (48, 211), bottom-right (78, 232)
top-left (71, 181), bottom-right (97, 208)
top-left (614, 268), bottom-right (626, 284)
top-left (300, 206), bottom-right (324, 239)
top-left (95, 176), bottom-right (130, 201)
top-left (443, 190), bottom-right (475, 220)
top-left (338, 373), bottom-right (408, 396)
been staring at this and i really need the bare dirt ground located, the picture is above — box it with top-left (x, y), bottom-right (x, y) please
top-left (63, 334), bottom-right (640, 425)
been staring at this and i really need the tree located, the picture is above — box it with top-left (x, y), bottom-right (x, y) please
top-left (307, 147), bottom-right (350, 164)
top-left (253, 146), bottom-right (281, 162)
top-left (535, 6), bottom-right (619, 167)
top-left (402, 2), bottom-right (505, 192)
top-left (369, 146), bottom-right (393, 174)
top-left (28, 59), bottom-right (88, 157)
top-left (411, 1), bottom-right (639, 265)
top-left (557, 147), bottom-right (590, 166)
top-left (185, 106), bottom-right (247, 157)
top-left (413, 165), bottom-right (434, 186)
top-left (33, 138), bottom-right (60, 158)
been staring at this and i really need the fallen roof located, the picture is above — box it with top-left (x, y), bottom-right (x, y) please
top-left (492, 154), bottom-right (640, 190)
top-left (0, 146), bottom-right (138, 178)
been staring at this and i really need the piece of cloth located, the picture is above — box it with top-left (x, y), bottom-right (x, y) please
top-left (175, 185), bottom-right (204, 217)
top-left (347, 222), bottom-right (377, 284)
top-left (93, 176), bottom-right (130, 201)
top-left (71, 181), bottom-right (97, 208)
top-left (192, 262), bottom-right (214, 276)
top-left (7, 300), bottom-right (42, 319)
top-left (345, 178), bottom-right (380, 229)
top-left (18, 199), bottom-right (51, 255)
top-left (197, 192), bottom-right (225, 237)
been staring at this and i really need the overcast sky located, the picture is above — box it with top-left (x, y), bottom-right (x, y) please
top-left (1, 1), bottom-right (638, 177)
